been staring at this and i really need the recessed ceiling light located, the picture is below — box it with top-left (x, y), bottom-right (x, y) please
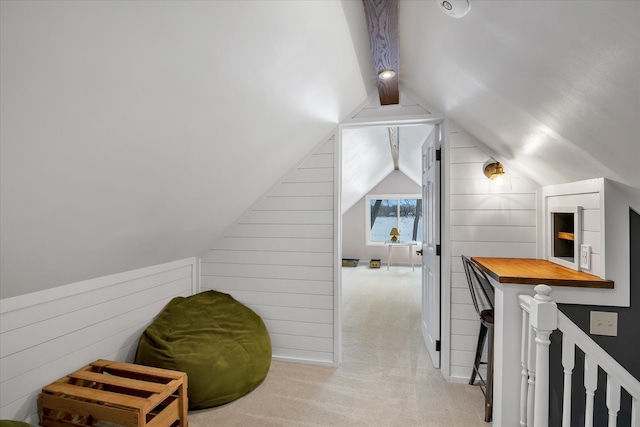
top-left (378, 70), bottom-right (396, 80)
top-left (439, 0), bottom-right (470, 18)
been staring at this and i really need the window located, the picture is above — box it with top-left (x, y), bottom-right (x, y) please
top-left (365, 194), bottom-right (423, 245)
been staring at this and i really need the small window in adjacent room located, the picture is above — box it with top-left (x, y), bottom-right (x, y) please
top-left (366, 194), bottom-right (423, 245)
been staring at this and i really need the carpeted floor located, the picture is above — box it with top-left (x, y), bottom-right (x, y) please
top-left (188, 265), bottom-right (489, 426)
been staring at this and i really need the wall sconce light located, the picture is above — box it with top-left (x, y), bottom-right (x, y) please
top-left (390, 227), bottom-right (400, 242)
top-left (483, 161), bottom-right (505, 180)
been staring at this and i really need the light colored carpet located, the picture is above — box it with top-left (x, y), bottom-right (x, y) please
top-left (188, 265), bottom-right (489, 426)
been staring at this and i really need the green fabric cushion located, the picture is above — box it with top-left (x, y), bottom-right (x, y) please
top-left (0, 421), bottom-right (30, 427)
top-left (135, 290), bottom-right (271, 409)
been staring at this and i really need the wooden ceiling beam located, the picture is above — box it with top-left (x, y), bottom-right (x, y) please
top-left (363, 0), bottom-right (400, 105)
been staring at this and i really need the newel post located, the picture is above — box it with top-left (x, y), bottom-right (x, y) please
top-left (530, 284), bottom-right (558, 427)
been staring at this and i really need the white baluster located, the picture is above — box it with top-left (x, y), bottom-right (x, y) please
top-left (530, 284), bottom-right (557, 427)
top-left (527, 322), bottom-right (536, 426)
top-left (562, 335), bottom-right (575, 427)
top-left (606, 376), bottom-right (621, 427)
top-left (632, 396), bottom-right (639, 427)
top-left (520, 309), bottom-right (529, 426)
top-left (584, 354), bottom-right (599, 427)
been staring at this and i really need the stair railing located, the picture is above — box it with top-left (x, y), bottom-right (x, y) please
top-left (518, 285), bottom-right (640, 427)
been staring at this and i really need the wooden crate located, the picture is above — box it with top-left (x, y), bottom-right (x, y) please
top-left (38, 359), bottom-right (188, 427)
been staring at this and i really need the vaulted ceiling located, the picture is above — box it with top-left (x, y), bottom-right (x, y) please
top-left (1, 0), bottom-right (638, 298)
top-left (399, 0), bottom-right (640, 187)
top-left (341, 123), bottom-right (433, 214)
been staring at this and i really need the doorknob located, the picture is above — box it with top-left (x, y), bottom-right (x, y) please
top-left (416, 249), bottom-right (423, 256)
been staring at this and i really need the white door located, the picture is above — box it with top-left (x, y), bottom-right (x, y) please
top-left (421, 126), bottom-right (441, 367)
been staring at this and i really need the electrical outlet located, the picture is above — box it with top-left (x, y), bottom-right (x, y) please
top-left (580, 244), bottom-right (591, 270)
top-left (590, 311), bottom-right (618, 336)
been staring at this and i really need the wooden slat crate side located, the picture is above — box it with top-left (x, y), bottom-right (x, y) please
top-left (42, 383), bottom-right (147, 410)
top-left (69, 370), bottom-right (167, 394)
top-left (93, 367), bottom-right (173, 386)
top-left (178, 380), bottom-right (188, 427)
top-left (39, 360), bottom-right (188, 427)
top-left (146, 397), bottom-right (180, 427)
top-left (39, 393), bottom-right (138, 427)
top-left (90, 368), bottom-right (185, 389)
top-left (142, 379), bottom-right (183, 411)
top-left (40, 418), bottom-right (88, 427)
top-left (92, 360), bottom-right (186, 381)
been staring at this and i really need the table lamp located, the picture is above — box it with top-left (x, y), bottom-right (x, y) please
top-left (390, 228), bottom-right (400, 242)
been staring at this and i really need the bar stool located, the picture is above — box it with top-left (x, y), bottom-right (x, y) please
top-left (462, 255), bottom-right (495, 422)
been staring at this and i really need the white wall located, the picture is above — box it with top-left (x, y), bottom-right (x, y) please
top-left (342, 170), bottom-right (421, 265)
top-left (201, 137), bottom-right (337, 366)
top-left (0, 257), bottom-right (198, 424)
top-left (0, 1), bottom-right (368, 299)
top-left (445, 125), bottom-right (539, 382)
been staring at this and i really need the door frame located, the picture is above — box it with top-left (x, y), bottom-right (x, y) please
top-left (335, 116), bottom-right (448, 374)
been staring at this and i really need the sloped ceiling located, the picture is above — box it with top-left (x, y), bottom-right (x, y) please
top-left (0, 1), bottom-right (368, 297)
top-left (341, 124), bottom-right (433, 214)
top-left (1, 0), bottom-right (639, 298)
top-left (400, 0), bottom-right (640, 188)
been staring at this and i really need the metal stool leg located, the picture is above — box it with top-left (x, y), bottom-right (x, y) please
top-left (485, 322), bottom-right (494, 422)
top-left (470, 322), bottom-right (488, 385)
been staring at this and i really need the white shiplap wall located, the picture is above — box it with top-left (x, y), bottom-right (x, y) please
top-left (0, 257), bottom-right (198, 423)
top-left (447, 128), bottom-right (539, 381)
top-left (201, 137), bottom-right (336, 366)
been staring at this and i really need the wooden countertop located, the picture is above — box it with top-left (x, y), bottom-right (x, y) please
top-left (471, 257), bottom-right (614, 289)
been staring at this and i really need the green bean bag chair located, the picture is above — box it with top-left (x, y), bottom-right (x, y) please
top-left (135, 290), bottom-right (271, 409)
top-left (0, 421), bottom-right (30, 427)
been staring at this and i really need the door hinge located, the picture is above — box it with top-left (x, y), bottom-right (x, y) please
top-left (436, 340), bottom-right (441, 351)
top-left (436, 244), bottom-right (441, 256)
top-left (435, 149), bottom-right (441, 161)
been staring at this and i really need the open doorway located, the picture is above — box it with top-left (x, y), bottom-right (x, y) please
top-left (337, 120), bottom-right (441, 368)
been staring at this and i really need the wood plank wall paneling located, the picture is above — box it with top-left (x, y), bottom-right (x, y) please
top-left (448, 130), bottom-right (538, 382)
top-left (201, 137), bottom-right (336, 365)
top-left (0, 258), bottom-right (198, 423)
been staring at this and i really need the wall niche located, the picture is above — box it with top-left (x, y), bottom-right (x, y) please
top-left (549, 206), bottom-right (582, 271)
top-left (542, 178), bottom-right (635, 307)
